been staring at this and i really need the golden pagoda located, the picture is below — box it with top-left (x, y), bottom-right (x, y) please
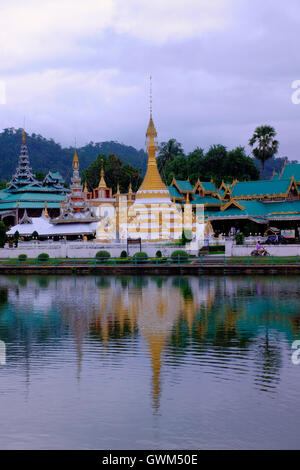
top-left (134, 80), bottom-right (171, 204)
top-left (128, 79), bottom-right (182, 241)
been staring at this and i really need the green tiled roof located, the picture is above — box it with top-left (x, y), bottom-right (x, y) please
top-left (174, 179), bottom-right (193, 192)
top-left (201, 181), bottom-right (216, 192)
top-left (167, 185), bottom-right (183, 199)
top-left (205, 199), bottom-right (300, 222)
top-left (231, 179), bottom-right (292, 197)
top-left (192, 195), bottom-right (222, 205)
top-left (0, 202), bottom-right (61, 209)
top-left (9, 184), bottom-right (62, 193)
top-left (47, 171), bottom-right (64, 181)
top-left (280, 163), bottom-right (300, 181)
top-left (264, 200), bottom-right (300, 215)
top-left (1, 192), bottom-right (65, 202)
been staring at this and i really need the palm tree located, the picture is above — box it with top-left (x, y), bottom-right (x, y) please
top-left (157, 139), bottom-right (184, 181)
top-left (249, 125), bottom-right (279, 179)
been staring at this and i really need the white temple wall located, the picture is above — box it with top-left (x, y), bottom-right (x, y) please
top-left (0, 242), bottom-right (198, 258)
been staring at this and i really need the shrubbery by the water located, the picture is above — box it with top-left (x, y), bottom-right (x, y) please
top-left (18, 254), bottom-right (27, 261)
top-left (95, 250), bottom-right (111, 260)
top-left (133, 252), bottom-right (148, 263)
top-left (37, 253), bottom-right (50, 262)
top-left (171, 250), bottom-right (189, 260)
top-left (120, 250), bottom-right (127, 258)
top-left (156, 250), bottom-right (162, 258)
top-left (208, 245), bottom-right (225, 253)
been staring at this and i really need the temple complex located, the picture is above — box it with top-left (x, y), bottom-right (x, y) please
top-left (0, 131), bottom-right (67, 226)
top-left (4, 101), bottom-right (300, 243)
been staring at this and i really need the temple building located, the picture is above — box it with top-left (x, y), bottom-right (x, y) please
top-left (7, 149), bottom-right (99, 240)
top-left (0, 131), bottom-right (67, 227)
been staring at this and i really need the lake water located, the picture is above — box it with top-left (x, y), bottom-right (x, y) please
top-left (0, 274), bottom-right (299, 449)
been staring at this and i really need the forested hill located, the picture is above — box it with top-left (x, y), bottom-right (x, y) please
top-left (0, 128), bottom-right (147, 182)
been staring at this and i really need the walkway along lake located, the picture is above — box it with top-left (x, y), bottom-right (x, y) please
top-left (0, 274), bottom-right (299, 449)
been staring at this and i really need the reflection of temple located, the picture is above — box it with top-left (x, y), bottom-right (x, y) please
top-left (1, 275), bottom-right (299, 405)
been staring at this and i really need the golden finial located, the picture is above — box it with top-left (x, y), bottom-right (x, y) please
top-left (146, 75), bottom-right (157, 138)
top-left (150, 75), bottom-right (152, 117)
top-left (83, 180), bottom-right (88, 193)
top-left (129, 181), bottom-right (133, 194)
top-left (73, 150), bottom-right (79, 170)
top-left (116, 183), bottom-right (120, 195)
top-left (73, 138), bottom-right (79, 170)
top-left (22, 129), bottom-right (26, 145)
top-left (186, 192), bottom-right (190, 204)
top-left (44, 200), bottom-right (49, 218)
top-left (98, 160), bottom-right (107, 188)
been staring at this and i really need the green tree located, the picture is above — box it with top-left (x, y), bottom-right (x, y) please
top-left (249, 125), bottom-right (279, 179)
top-left (35, 171), bottom-right (47, 181)
top-left (81, 154), bottom-right (142, 194)
top-left (0, 221), bottom-right (7, 247)
top-left (164, 155), bottom-right (188, 184)
top-left (224, 147), bottom-right (259, 182)
top-left (187, 147), bottom-right (204, 184)
top-left (157, 139), bottom-right (184, 181)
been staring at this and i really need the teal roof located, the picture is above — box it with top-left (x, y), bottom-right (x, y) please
top-left (9, 184), bottom-right (62, 193)
top-left (231, 179), bottom-right (292, 197)
top-left (193, 195), bottom-right (222, 205)
top-left (264, 200), bottom-right (300, 215)
top-left (47, 171), bottom-right (64, 181)
top-left (0, 192), bottom-right (65, 202)
top-left (201, 181), bottom-right (216, 192)
top-left (205, 199), bottom-right (300, 222)
top-left (0, 202), bottom-right (61, 209)
top-left (173, 179), bottom-right (193, 192)
top-left (280, 163), bottom-right (300, 181)
top-left (167, 185), bottom-right (183, 199)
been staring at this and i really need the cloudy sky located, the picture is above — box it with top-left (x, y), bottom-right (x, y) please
top-left (1, 0), bottom-right (300, 158)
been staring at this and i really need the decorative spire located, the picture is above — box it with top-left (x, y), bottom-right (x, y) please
top-left (135, 77), bottom-right (170, 203)
top-left (128, 182), bottom-right (132, 194)
top-left (51, 148), bottom-right (99, 224)
top-left (116, 183), bottom-right (120, 195)
top-left (73, 148), bottom-right (79, 171)
top-left (98, 160), bottom-right (107, 188)
top-left (83, 180), bottom-right (88, 193)
top-left (6, 129), bottom-right (40, 190)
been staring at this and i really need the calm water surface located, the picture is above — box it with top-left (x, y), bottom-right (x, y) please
top-left (0, 274), bottom-right (299, 449)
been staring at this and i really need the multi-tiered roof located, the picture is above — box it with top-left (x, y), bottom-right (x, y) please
top-left (6, 130), bottom-right (40, 190)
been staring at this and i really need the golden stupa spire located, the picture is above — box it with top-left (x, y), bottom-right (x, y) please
top-left (73, 139), bottom-right (79, 170)
top-left (135, 77), bottom-right (170, 201)
top-left (22, 129), bottom-right (26, 145)
top-left (98, 160), bottom-right (107, 188)
top-left (116, 182), bottom-right (120, 195)
top-left (83, 180), bottom-right (88, 193)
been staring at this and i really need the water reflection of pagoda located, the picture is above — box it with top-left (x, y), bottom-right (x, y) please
top-left (1, 275), bottom-right (300, 407)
